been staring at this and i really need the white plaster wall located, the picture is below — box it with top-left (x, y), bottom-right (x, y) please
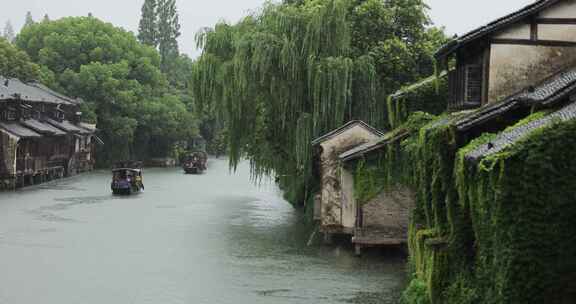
top-left (340, 167), bottom-right (356, 230)
top-left (539, 24), bottom-right (576, 42)
top-left (538, 0), bottom-right (576, 18)
top-left (319, 124), bottom-right (381, 231)
top-left (0, 131), bottom-right (19, 176)
top-left (484, 0), bottom-right (576, 101)
top-left (320, 126), bottom-right (380, 153)
top-left (313, 193), bottom-right (322, 220)
top-left (493, 23), bottom-right (530, 39)
top-left (489, 44), bottom-right (576, 101)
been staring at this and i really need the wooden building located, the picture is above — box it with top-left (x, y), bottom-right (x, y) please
top-left (339, 132), bottom-right (415, 255)
top-left (0, 76), bottom-right (98, 190)
top-left (305, 0), bottom-right (576, 256)
top-left (437, 0), bottom-right (576, 110)
top-left (312, 121), bottom-right (383, 241)
top-left (329, 0), bottom-right (576, 255)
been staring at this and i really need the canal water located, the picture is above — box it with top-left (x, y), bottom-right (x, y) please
top-left (0, 159), bottom-right (405, 304)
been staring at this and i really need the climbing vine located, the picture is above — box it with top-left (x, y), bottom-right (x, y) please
top-left (192, 0), bottom-right (445, 207)
top-left (388, 73), bottom-right (448, 129)
top-left (395, 107), bottom-right (576, 303)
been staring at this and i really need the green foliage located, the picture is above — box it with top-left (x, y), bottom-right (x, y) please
top-left (24, 12), bottom-right (35, 29)
top-left (0, 37), bottom-right (41, 81)
top-left (451, 118), bottom-right (576, 303)
top-left (352, 112), bottom-right (436, 205)
top-left (157, 0), bottom-right (181, 72)
top-left (388, 73), bottom-right (448, 129)
top-left (401, 278), bottom-right (431, 304)
top-left (138, 0), bottom-right (159, 47)
top-left (193, 0), bottom-right (445, 207)
top-left (16, 17), bottom-right (197, 165)
top-left (385, 107), bottom-right (576, 303)
top-left (354, 159), bottom-right (381, 205)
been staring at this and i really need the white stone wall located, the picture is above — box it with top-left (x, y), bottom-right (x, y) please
top-left (539, 0), bottom-right (576, 18)
top-left (538, 24), bottom-right (576, 41)
top-left (340, 167), bottom-right (356, 231)
top-left (489, 45), bottom-right (576, 101)
top-left (318, 125), bottom-right (380, 232)
top-left (0, 131), bottom-right (18, 176)
top-left (488, 0), bottom-right (576, 101)
top-left (493, 23), bottom-right (530, 40)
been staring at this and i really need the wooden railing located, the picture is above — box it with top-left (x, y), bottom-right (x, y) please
top-left (17, 157), bottom-right (66, 174)
top-left (16, 158), bottom-right (36, 173)
top-left (78, 151), bottom-right (91, 162)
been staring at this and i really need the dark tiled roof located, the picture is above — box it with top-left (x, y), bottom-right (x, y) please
top-left (0, 122), bottom-right (43, 138)
top-left (466, 101), bottom-right (576, 161)
top-left (436, 0), bottom-right (559, 59)
top-left (21, 119), bottom-right (67, 136)
top-left (0, 81), bottom-right (11, 101)
top-left (29, 82), bottom-right (81, 105)
top-left (340, 131), bottom-right (409, 162)
top-left (78, 123), bottom-right (97, 133)
top-left (311, 120), bottom-right (384, 146)
top-left (0, 76), bottom-right (74, 105)
top-left (515, 68), bottom-right (576, 105)
top-left (45, 118), bottom-right (90, 134)
top-left (456, 67), bottom-right (576, 132)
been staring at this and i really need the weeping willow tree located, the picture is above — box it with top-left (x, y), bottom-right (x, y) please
top-left (192, 0), bottom-right (445, 207)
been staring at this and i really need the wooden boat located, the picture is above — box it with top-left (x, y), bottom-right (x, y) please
top-left (182, 151), bottom-right (207, 174)
top-left (111, 161), bottom-right (144, 195)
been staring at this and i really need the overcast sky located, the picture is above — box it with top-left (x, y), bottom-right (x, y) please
top-left (1, 0), bottom-right (535, 58)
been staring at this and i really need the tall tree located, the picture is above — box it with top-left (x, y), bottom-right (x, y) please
top-left (17, 17), bottom-right (197, 164)
top-left (24, 11), bottom-right (35, 28)
top-left (138, 0), bottom-right (158, 47)
top-left (157, 0), bottom-right (180, 72)
top-left (0, 38), bottom-right (41, 81)
top-left (2, 21), bottom-right (15, 43)
top-left (192, 0), bottom-right (446, 207)
top-left (43, 14), bottom-right (50, 22)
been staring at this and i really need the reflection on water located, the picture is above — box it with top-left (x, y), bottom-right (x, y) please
top-left (0, 159), bottom-right (405, 304)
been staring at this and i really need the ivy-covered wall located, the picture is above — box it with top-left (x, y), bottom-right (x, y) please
top-left (399, 111), bottom-right (576, 303)
top-left (352, 112), bottom-right (437, 206)
top-left (451, 118), bottom-right (576, 303)
top-left (387, 73), bottom-right (448, 130)
top-left (351, 99), bottom-right (576, 303)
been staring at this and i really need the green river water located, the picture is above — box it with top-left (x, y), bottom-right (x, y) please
top-left (0, 158), bottom-right (405, 304)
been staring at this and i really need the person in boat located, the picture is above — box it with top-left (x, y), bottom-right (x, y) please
top-left (111, 165), bottom-right (144, 195)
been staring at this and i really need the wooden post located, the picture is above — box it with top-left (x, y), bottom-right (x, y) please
top-left (323, 232), bottom-right (332, 245)
top-left (355, 244), bottom-right (362, 257)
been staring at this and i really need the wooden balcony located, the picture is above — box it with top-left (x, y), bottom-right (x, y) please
top-left (16, 157), bottom-right (66, 175)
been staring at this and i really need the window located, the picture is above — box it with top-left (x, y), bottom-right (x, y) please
top-left (7, 110), bottom-right (16, 121)
top-left (54, 110), bottom-right (65, 120)
top-left (465, 64), bottom-right (483, 105)
top-left (448, 64), bottom-right (484, 110)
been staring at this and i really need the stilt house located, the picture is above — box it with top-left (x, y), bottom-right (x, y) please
top-left (339, 131), bottom-right (415, 254)
top-left (333, 0), bottom-right (576, 256)
top-left (312, 121), bottom-right (383, 238)
top-left (0, 76), bottom-right (99, 190)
